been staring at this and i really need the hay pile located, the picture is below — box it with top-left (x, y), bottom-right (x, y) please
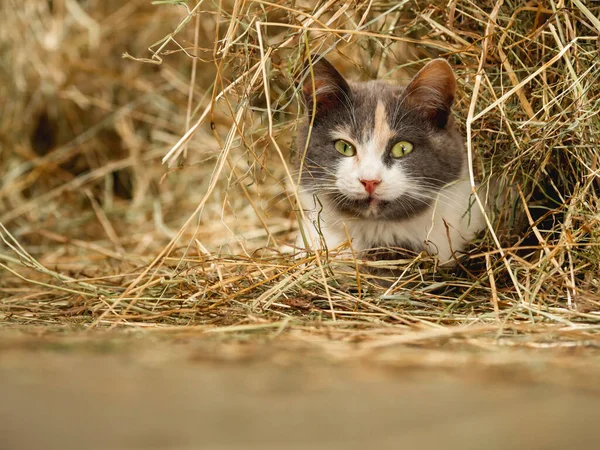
top-left (1, 0), bottom-right (599, 345)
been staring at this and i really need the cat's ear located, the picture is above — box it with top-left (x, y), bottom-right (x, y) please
top-left (401, 59), bottom-right (456, 128)
top-left (301, 54), bottom-right (351, 116)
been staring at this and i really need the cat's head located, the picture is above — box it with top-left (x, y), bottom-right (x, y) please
top-left (297, 55), bottom-right (466, 220)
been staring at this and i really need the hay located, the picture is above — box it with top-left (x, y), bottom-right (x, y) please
top-left (1, 0), bottom-right (600, 347)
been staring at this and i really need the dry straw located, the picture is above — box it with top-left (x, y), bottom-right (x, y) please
top-left (1, 0), bottom-right (599, 346)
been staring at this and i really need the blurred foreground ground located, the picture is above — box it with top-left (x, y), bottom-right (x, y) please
top-left (1, 327), bottom-right (600, 450)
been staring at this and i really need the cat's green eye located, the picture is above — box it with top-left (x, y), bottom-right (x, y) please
top-left (391, 141), bottom-right (413, 158)
top-left (334, 140), bottom-right (356, 157)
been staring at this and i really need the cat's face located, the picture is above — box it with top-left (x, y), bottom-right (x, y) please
top-left (297, 56), bottom-right (466, 221)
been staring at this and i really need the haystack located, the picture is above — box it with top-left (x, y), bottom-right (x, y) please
top-left (1, 1), bottom-right (599, 345)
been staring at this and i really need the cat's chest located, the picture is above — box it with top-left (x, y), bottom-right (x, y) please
top-left (344, 213), bottom-right (435, 252)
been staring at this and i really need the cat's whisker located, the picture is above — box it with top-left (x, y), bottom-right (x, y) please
top-left (411, 184), bottom-right (468, 204)
top-left (407, 191), bottom-right (465, 210)
top-left (302, 157), bottom-right (338, 177)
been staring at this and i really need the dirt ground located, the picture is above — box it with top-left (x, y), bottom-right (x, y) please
top-left (1, 327), bottom-right (600, 450)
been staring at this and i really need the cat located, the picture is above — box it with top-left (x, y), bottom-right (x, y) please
top-left (295, 54), bottom-right (484, 264)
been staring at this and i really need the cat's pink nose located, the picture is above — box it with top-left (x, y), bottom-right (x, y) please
top-left (360, 179), bottom-right (381, 195)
